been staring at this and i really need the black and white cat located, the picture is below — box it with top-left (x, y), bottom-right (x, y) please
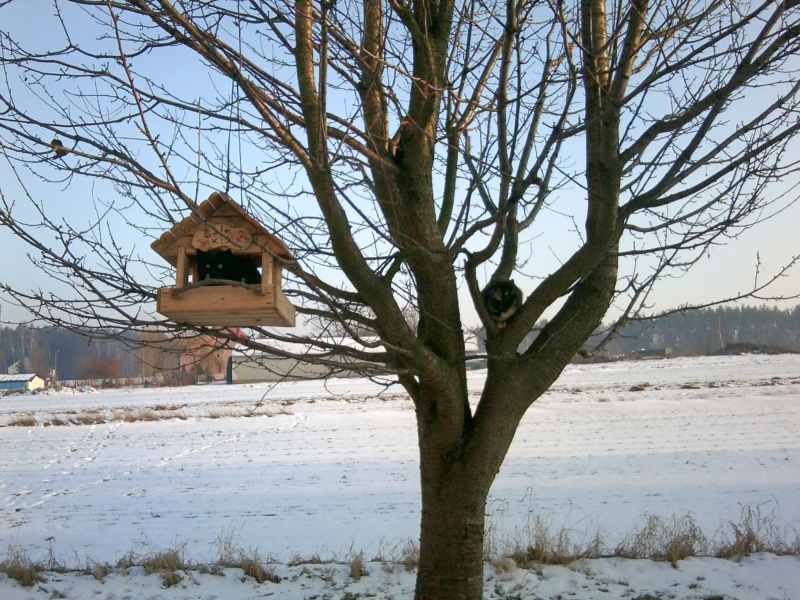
top-left (196, 249), bottom-right (261, 284)
top-left (482, 280), bottom-right (523, 327)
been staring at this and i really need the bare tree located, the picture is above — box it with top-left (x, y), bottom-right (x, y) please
top-left (1, 1), bottom-right (799, 598)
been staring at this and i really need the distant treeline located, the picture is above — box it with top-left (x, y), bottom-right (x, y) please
top-left (0, 326), bottom-right (139, 380)
top-left (603, 305), bottom-right (800, 356)
top-left (2, 304), bottom-right (800, 379)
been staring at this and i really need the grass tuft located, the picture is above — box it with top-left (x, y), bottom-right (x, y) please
top-left (92, 562), bottom-right (111, 582)
top-left (141, 549), bottom-right (186, 574)
top-left (160, 570), bottom-right (183, 588)
top-left (715, 505), bottom-right (793, 559)
top-left (348, 551), bottom-right (367, 580)
top-left (509, 517), bottom-right (603, 567)
top-left (0, 546), bottom-right (44, 587)
top-left (400, 540), bottom-right (419, 572)
top-left (8, 415), bottom-right (37, 427)
top-left (615, 514), bottom-right (706, 567)
top-left (238, 551), bottom-right (281, 584)
top-left (287, 553), bottom-right (324, 566)
top-left (69, 412), bottom-right (106, 426)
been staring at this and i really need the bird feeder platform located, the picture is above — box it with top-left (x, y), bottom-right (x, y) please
top-left (151, 192), bottom-right (295, 327)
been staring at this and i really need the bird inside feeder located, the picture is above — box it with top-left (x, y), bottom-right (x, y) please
top-left (151, 192), bottom-right (295, 327)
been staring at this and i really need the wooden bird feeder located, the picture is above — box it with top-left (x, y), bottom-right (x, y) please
top-left (151, 192), bottom-right (295, 327)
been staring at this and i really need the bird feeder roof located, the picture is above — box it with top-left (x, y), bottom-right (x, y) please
top-left (151, 192), bottom-right (293, 266)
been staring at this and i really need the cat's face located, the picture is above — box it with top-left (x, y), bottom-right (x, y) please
top-left (199, 249), bottom-right (233, 280)
top-left (488, 283), bottom-right (518, 310)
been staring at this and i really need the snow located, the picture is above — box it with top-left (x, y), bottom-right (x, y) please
top-left (1, 554), bottom-right (799, 600)
top-left (0, 373), bottom-right (38, 383)
top-left (1, 354), bottom-right (800, 597)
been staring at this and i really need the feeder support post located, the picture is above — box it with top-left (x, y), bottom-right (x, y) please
top-left (176, 246), bottom-right (188, 288)
top-left (261, 252), bottom-right (273, 296)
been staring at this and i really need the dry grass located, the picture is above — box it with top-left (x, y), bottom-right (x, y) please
top-left (141, 549), bottom-right (186, 574)
top-left (348, 552), bottom-right (367, 580)
top-left (111, 409), bottom-right (133, 422)
top-left (7, 414), bottom-right (37, 427)
top-left (69, 412), bottom-right (106, 426)
top-left (1, 507), bottom-right (797, 588)
top-left (135, 409), bottom-right (163, 422)
top-left (715, 505), bottom-right (799, 559)
top-left (3, 405), bottom-right (286, 427)
top-left (138, 548), bottom-right (187, 589)
top-left (92, 562), bottom-right (111, 582)
top-left (206, 407), bottom-right (290, 420)
top-left (615, 514), bottom-right (707, 567)
top-left (237, 550), bottom-right (281, 584)
top-left (153, 403), bottom-right (186, 411)
top-left (491, 556), bottom-right (517, 574)
top-left (196, 563), bottom-right (225, 576)
top-left (212, 536), bottom-right (281, 584)
top-left (286, 553), bottom-right (325, 566)
top-left (400, 540), bottom-right (419, 572)
top-left (115, 551), bottom-right (137, 573)
top-left (213, 529), bottom-right (240, 567)
top-left (0, 546), bottom-right (44, 587)
top-left (207, 408), bottom-right (241, 419)
top-left (160, 570), bottom-right (183, 588)
top-left (508, 517), bottom-right (603, 567)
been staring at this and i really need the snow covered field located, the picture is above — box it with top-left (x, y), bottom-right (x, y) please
top-left (1, 353), bottom-right (799, 594)
top-left (2, 554), bottom-right (799, 600)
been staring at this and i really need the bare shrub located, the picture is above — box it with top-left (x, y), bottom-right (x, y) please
top-left (0, 546), bottom-right (43, 587)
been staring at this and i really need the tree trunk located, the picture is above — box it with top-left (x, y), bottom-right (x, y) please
top-left (414, 468), bottom-right (488, 600)
top-left (412, 373), bottom-right (530, 600)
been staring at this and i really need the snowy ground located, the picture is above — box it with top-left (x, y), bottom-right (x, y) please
top-left (1, 354), bottom-right (800, 595)
top-left (2, 554), bottom-right (800, 600)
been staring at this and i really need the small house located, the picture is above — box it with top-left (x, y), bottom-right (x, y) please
top-left (0, 373), bottom-right (46, 393)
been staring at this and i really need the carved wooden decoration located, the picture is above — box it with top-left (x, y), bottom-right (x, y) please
top-left (192, 224), bottom-right (253, 252)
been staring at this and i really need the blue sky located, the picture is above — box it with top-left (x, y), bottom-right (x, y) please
top-left (1, 1), bottom-right (798, 328)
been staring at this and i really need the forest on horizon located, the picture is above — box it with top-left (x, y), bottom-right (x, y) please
top-left (1, 304), bottom-right (799, 381)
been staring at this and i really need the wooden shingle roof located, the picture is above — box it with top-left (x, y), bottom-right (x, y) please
top-left (151, 192), bottom-right (292, 266)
